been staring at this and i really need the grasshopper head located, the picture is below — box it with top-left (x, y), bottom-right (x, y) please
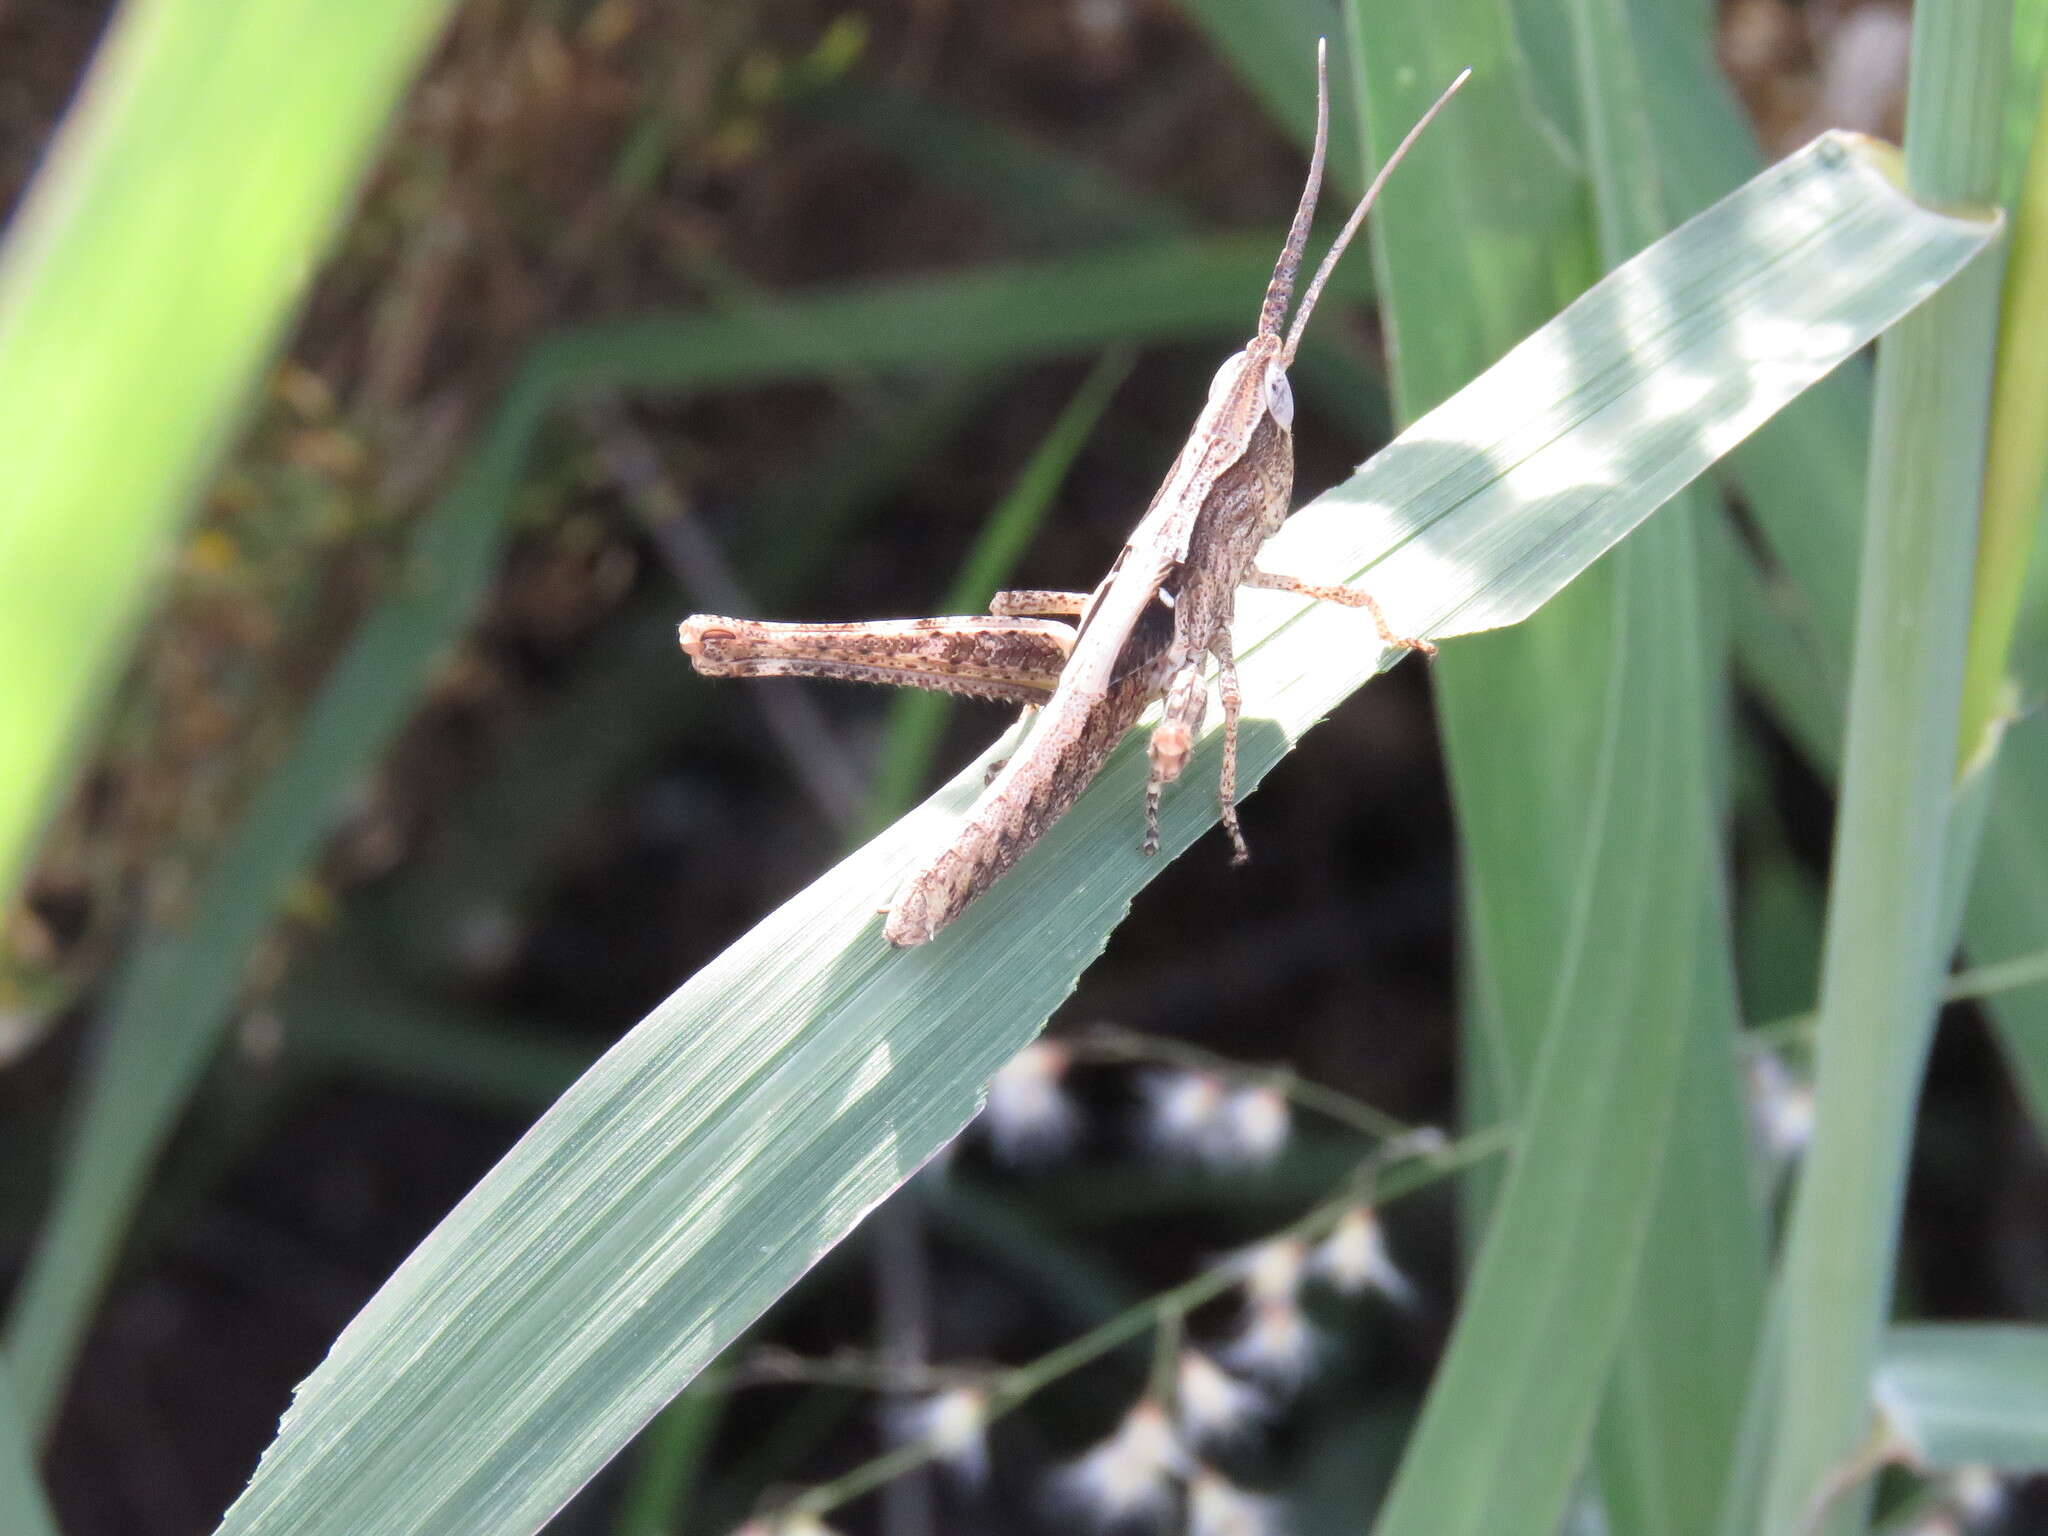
top-left (1206, 335), bottom-right (1293, 432)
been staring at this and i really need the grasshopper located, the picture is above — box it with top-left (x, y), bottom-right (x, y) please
top-left (682, 46), bottom-right (1466, 946)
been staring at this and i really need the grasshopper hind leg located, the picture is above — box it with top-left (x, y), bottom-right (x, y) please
top-left (991, 589), bottom-right (1091, 617)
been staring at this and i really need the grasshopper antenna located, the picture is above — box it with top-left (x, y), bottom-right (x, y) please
top-left (1257, 39), bottom-right (1331, 341)
top-left (1282, 65), bottom-right (1472, 365)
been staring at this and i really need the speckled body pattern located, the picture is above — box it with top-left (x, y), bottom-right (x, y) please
top-left (880, 361), bottom-right (1294, 946)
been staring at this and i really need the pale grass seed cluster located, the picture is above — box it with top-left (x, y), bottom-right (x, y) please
top-left (720, 1035), bottom-right (1965, 1536)
top-left (730, 1034), bottom-right (1428, 1536)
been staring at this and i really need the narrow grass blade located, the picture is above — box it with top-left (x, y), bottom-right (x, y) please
top-left (0, 1365), bottom-right (57, 1536)
top-left (1965, 724), bottom-right (2048, 1122)
top-left (1957, 81), bottom-right (2048, 1127)
top-left (1568, 6), bottom-right (1766, 1531)
top-left (1758, 3), bottom-right (2011, 1530)
top-left (3, 451), bottom-right (542, 1431)
top-left (0, 0), bottom-right (456, 899)
top-left (1319, 0), bottom-right (1598, 1262)
top-left (1877, 1325), bottom-right (2048, 1471)
top-left (209, 139), bottom-right (1995, 1536)
top-left (1596, 921), bottom-right (1767, 1536)
top-left (1959, 28), bottom-right (2048, 760)
top-left (1374, 534), bottom-right (1705, 1536)
top-left (531, 234), bottom-right (1364, 391)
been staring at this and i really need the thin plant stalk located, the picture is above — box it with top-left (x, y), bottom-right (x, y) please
top-left (1757, 2), bottom-right (2010, 1531)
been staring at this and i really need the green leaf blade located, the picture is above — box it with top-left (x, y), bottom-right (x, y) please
top-left (1878, 1324), bottom-right (2048, 1472)
top-left (1759, 2), bottom-right (2012, 1526)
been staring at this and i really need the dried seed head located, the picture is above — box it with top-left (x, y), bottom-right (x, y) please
top-left (727, 1517), bottom-right (843, 1536)
top-left (1140, 1073), bottom-right (1293, 1167)
top-left (1312, 1206), bottom-right (1415, 1307)
top-left (1746, 1049), bottom-right (1815, 1160)
top-left (1948, 1464), bottom-right (2005, 1522)
top-left (1221, 1086), bottom-right (1292, 1166)
top-left (1053, 1398), bottom-right (1187, 1525)
top-left (1139, 1069), bottom-right (1228, 1158)
top-left (1189, 1467), bottom-right (1286, 1536)
top-left (1236, 1237), bottom-right (1308, 1308)
top-left (983, 1042), bottom-right (1079, 1165)
top-left (1175, 1350), bottom-right (1270, 1448)
top-left (887, 1387), bottom-right (990, 1486)
top-left (1221, 1300), bottom-right (1321, 1392)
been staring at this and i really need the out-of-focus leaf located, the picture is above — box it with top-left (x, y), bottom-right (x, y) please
top-left (0, 0), bottom-right (456, 898)
top-left (0, 1366), bottom-right (57, 1536)
top-left (1878, 1324), bottom-right (2048, 1471)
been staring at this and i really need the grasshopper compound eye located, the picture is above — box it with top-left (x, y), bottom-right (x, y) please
top-left (1263, 365), bottom-right (1294, 430)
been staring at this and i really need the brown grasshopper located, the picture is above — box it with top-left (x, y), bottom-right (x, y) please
top-left (682, 47), bottom-right (1466, 947)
